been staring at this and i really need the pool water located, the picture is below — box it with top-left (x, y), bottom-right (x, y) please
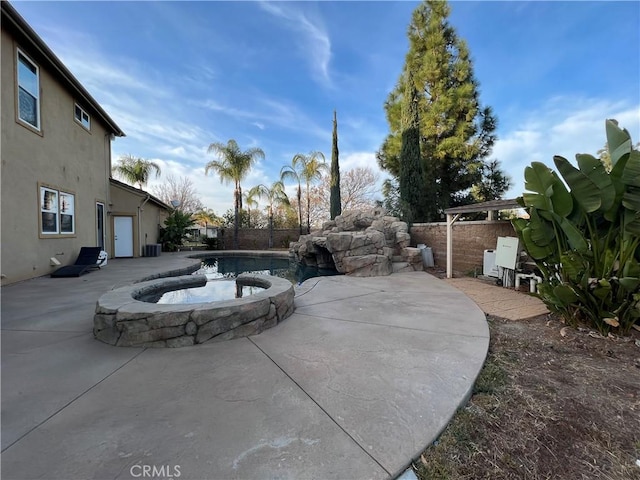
top-left (198, 256), bottom-right (295, 281)
top-left (156, 256), bottom-right (340, 304)
top-left (198, 256), bottom-right (340, 284)
top-left (157, 281), bottom-right (264, 304)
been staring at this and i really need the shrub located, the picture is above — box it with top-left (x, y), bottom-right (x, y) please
top-left (512, 119), bottom-right (640, 335)
top-left (203, 236), bottom-right (221, 250)
top-left (160, 210), bottom-right (195, 252)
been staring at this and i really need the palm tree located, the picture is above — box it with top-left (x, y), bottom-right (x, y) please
top-left (193, 208), bottom-right (221, 239)
top-left (280, 158), bottom-right (304, 236)
top-left (302, 151), bottom-right (328, 233)
top-left (112, 154), bottom-right (161, 189)
top-left (204, 139), bottom-right (264, 249)
top-left (243, 189), bottom-right (259, 228)
top-left (281, 151), bottom-right (327, 234)
top-left (249, 181), bottom-right (289, 248)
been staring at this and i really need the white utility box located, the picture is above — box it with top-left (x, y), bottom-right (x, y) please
top-left (483, 249), bottom-right (499, 277)
top-left (495, 236), bottom-right (520, 269)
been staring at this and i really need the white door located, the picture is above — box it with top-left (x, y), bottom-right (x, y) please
top-left (114, 216), bottom-right (134, 257)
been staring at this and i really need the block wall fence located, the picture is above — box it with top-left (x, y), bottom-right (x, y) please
top-left (215, 222), bottom-right (516, 277)
top-left (217, 228), bottom-right (301, 251)
top-left (410, 221), bottom-right (516, 276)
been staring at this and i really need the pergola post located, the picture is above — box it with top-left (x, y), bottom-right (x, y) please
top-left (446, 213), bottom-right (460, 278)
top-left (443, 199), bottom-right (519, 279)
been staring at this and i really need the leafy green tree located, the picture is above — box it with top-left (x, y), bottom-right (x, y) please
top-left (204, 139), bottom-right (265, 249)
top-left (249, 181), bottom-right (290, 248)
top-left (281, 151), bottom-right (327, 234)
top-left (330, 110), bottom-right (341, 220)
top-left (221, 209), bottom-right (248, 229)
top-left (378, 0), bottom-right (497, 220)
top-left (112, 154), bottom-right (161, 189)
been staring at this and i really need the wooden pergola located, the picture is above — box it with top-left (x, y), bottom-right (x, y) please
top-left (444, 198), bottom-right (521, 278)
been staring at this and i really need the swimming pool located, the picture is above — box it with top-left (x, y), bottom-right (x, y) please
top-left (198, 255), bottom-right (296, 281)
top-left (155, 255), bottom-right (339, 304)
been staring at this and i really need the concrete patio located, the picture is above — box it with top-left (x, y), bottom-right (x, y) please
top-left (1, 252), bottom-right (490, 479)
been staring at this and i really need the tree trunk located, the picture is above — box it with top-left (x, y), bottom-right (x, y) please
top-left (297, 186), bottom-right (303, 236)
top-left (306, 185), bottom-right (311, 234)
top-left (268, 206), bottom-right (274, 249)
top-left (233, 188), bottom-right (240, 249)
top-left (330, 109), bottom-right (341, 219)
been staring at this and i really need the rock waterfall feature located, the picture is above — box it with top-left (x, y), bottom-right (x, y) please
top-left (289, 209), bottom-right (423, 277)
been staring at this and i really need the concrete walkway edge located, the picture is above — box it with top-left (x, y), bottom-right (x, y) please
top-left (2, 253), bottom-right (489, 479)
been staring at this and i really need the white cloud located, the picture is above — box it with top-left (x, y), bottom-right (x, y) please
top-left (202, 96), bottom-right (330, 142)
top-left (334, 152), bottom-right (389, 200)
top-left (143, 158), bottom-right (235, 215)
top-left (258, 1), bottom-right (332, 87)
top-left (495, 97), bottom-right (640, 199)
top-left (340, 151), bottom-right (377, 171)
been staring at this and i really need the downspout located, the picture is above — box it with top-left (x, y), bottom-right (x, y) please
top-left (138, 193), bottom-right (151, 257)
top-left (105, 133), bottom-right (114, 253)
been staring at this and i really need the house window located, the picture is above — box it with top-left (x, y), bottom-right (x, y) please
top-left (17, 50), bottom-right (40, 130)
top-left (74, 104), bottom-right (90, 130)
top-left (40, 186), bottom-right (75, 235)
top-left (41, 187), bottom-right (58, 233)
top-left (60, 192), bottom-right (75, 233)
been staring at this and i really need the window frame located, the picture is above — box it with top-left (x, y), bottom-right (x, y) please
top-left (59, 191), bottom-right (75, 234)
top-left (74, 103), bottom-right (91, 131)
top-left (39, 184), bottom-right (76, 238)
top-left (16, 48), bottom-right (41, 131)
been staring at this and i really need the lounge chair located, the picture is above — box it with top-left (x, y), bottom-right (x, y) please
top-left (51, 247), bottom-right (103, 278)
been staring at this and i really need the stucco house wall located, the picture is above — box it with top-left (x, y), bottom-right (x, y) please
top-left (109, 180), bottom-right (170, 257)
top-left (1, 2), bottom-right (124, 284)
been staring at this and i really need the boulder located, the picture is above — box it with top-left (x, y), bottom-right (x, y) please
top-left (289, 208), bottom-right (422, 277)
top-left (342, 255), bottom-right (392, 277)
top-left (326, 232), bottom-right (353, 253)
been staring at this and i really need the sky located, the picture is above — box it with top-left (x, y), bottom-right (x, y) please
top-left (13, 0), bottom-right (640, 215)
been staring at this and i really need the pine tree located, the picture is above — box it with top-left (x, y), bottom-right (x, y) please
top-left (471, 159), bottom-right (512, 203)
top-left (377, 0), bottom-right (498, 221)
top-left (330, 110), bottom-right (342, 219)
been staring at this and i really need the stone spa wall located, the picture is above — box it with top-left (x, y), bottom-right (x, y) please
top-left (94, 274), bottom-right (295, 348)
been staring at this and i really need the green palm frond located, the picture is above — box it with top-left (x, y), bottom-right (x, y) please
top-left (112, 154), bottom-right (161, 188)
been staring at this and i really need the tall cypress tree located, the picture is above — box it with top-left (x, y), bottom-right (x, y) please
top-left (399, 71), bottom-right (427, 223)
top-left (330, 110), bottom-right (342, 219)
top-left (377, 0), bottom-right (498, 221)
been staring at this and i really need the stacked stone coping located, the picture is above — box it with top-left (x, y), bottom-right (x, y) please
top-left (94, 273), bottom-right (295, 348)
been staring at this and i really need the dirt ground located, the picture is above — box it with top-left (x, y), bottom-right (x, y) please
top-left (414, 312), bottom-right (640, 480)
